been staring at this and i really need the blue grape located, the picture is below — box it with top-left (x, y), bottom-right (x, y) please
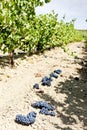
top-left (27, 111), bottom-right (37, 118)
top-left (33, 83), bottom-right (39, 89)
top-left (15, 114), bottom-right (29, 125)
top-left (41, 76), bottom-right (49, 82)
top-left (15, 111), bottom-right (37, 125)
top-left (41, 76), bottom-right (52, 86)
top-left (48, 77), bottom-right (53, 81)
top-left (39, 107), bottom-right (55, 116)
top-left (27, 112), bottom-right (37, 124)
top-left (31, 101), bottom-right (55, 111)
top-left (42, 80), bottom-right (51, 86)
top-left (50, 72), bottom-right (58, 78)
top-left (54, 69), bottom-right (62, 74)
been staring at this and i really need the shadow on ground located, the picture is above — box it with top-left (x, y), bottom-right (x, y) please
top-left (37, 44), bottom-right (87, 130)
top-left (0, 52), bottom-right (28, 67)
top-left (0, 50), bottom-right (46, 67)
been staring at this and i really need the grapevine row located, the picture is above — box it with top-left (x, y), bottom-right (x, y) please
top-left (0, 0), bottom-right (82, 66)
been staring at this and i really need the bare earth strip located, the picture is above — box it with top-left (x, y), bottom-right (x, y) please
top-left (0, 42), bottom-right (87, 130)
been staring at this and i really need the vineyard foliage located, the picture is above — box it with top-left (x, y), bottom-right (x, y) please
top-left (0, 0), bottom-right (82, 56)
top-left (85, 20), bottom-right (87, 46)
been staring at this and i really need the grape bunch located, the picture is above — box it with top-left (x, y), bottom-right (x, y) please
top-left (31, 101), bottom-right (56, 116)
top-left (50, 69), bottom-right (62, 78)
top-left (15, 111), bottom-right (37, 125)
top-left (33, 83), bottom-right (39, 89)
top-left (39, 107), bottom-right (55, 116)
top-left (41, 76), bottom-right (52, 86)
top-left (33, 69), bottom-right (62, 88)
top-left (41, 69), bottom-right (62, 86)
top-left (50, 72), bottom-right (58, 78)
top-left (31, 101), bottom-right (55, 111)
top-left (54, 69), bottom-right (62, 74)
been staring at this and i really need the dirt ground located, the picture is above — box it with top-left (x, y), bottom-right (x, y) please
top-left (0, 42), bottom-right (87, 130)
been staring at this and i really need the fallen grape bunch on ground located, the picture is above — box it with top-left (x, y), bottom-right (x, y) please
top-left (33, 69), bottom-right (62, 88)
top-left (0, 42), bottom-right (87, 130)
top-left (32, 101), bottom-right (56, 116)
top-left (15, 101), bottom-right (56, 126)
top-left (15, 112), bottom-right (37, 126)
top-left (15, 69), bottom-right (61, 126)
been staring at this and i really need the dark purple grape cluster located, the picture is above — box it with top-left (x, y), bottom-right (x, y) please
top-left (31, 101), bottom-right (55, 110)
top-left (41, 69), bottom-right (62, 87)
top-left (50, 72), bottom-right (58, 78)
top-left (15, 111), bottom-right (37, 125)
top-left (33, 69), bottom-right (62, 88)
top-left (54, 69), bottom-right (62, 74)
top-left (39, 107), bottom-right (55, 116)
top-left (33, 83), bottom-right (39, 89)
top-left (31, 101), bottom-right (55, 116)
top-left (41, 76), bottom-right (52, 86)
